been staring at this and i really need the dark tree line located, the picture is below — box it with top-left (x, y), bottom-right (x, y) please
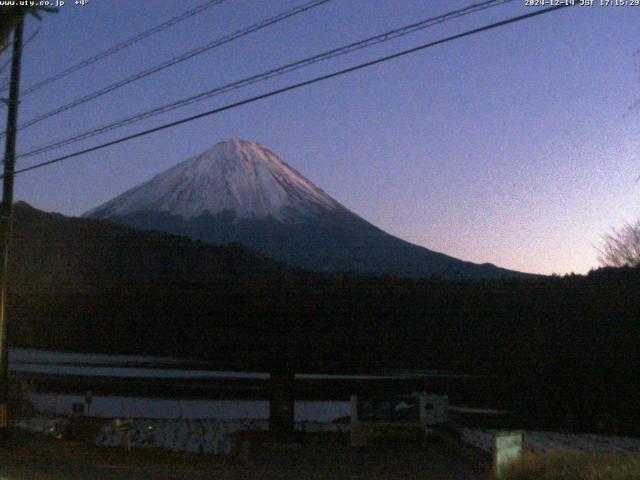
top-left (6, 202), bottom-right (640, 434)
top-left (7, 266), bottom-right (640, 435)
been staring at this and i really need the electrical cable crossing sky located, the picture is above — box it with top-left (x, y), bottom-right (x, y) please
top-left (8, 3), bottom-right (574, 178)
top-left (16, 0), bottom-right (514, 162)
top-left (0, 0), bottom-right (332, 137)
top-left (0, 0), bottom-right (228, 97)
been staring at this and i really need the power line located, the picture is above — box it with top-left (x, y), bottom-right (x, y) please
top-left (0, 0), bottom-right (227, 96)
top-left (3, 0), bottom-right (331, 137)
top-left (17, 0), bottom-right (514, 160)
top-left (0, 47), bottom-right (9, 76)
top-left (11, 3), bottom-right (574, 178)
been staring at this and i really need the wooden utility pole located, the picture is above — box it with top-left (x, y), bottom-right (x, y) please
top-left (269, 369), bottom-right (295, 439)
top-left (0, 14), bottom-right (24, 429)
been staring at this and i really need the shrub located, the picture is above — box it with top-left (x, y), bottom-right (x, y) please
top-left (504, 451), bottom-right (640, 480)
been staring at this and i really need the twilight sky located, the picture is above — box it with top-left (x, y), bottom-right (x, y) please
top-left (5, 0), bottom-right (639, 275)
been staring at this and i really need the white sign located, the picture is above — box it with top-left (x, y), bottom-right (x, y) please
top-left (493, 431), bottom-right (524, 479)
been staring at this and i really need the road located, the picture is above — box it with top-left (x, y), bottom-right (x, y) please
top-left (0, 445), bottom-right (490, 480)
top-left (0, 432), bottom-right (491, 479)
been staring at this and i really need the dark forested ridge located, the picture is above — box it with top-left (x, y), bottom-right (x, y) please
top-left (8, 201), bottom-right (290, 283)
top-left (6, 203), bottom-right (640, 434)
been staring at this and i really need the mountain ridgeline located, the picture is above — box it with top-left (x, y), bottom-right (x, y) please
top-left (84, 139), bottom-right (526, 278)
top-left (9, 201), bottom-right (287, 291)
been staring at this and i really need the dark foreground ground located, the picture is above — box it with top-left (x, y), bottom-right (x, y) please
top-left (0, 429), bottom-right (491, 480)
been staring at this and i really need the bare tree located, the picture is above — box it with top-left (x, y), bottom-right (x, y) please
top-left (598, 219), bottom-right (640, 268)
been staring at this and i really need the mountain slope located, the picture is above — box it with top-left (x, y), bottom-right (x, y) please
top-left (85, 139), bottom-right (527, 278)
top-left (9, 201), bottom-right (287, 291)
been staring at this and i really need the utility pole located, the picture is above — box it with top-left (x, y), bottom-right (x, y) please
top-left (0, 14), bottom-right (24, 430)
top-left (269, 369), bottom-right (295, 439)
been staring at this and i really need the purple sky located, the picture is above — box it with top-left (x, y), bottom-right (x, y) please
top-left (5, 0), bottom-right (639, 275)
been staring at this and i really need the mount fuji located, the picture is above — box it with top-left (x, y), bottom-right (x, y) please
top-left (84, 139), bottom-right (524, 278)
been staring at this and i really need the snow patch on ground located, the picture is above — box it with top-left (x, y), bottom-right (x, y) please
top-left (458, 427), bottom-right (640, 455)
top-left (96, 418), bottom-right (349, 455)
top-left (96, 418), bottom-right (265, 455)
top-left (13, 416), bottom-right (69, 439)
top-left (12, 416), bottom-right (348, 456)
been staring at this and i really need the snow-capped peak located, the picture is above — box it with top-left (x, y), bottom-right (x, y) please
top-left (85, 139), bottom-right (344, 222)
